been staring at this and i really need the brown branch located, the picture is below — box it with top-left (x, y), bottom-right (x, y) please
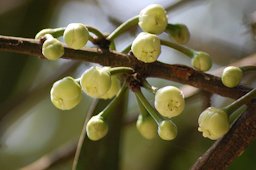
top-left (191, 102), bottom-right (256, 170)
top-left (0, 35), bottom-right (251, 99)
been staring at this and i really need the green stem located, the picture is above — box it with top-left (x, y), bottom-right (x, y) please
top-left (51, 27), bottom-right (65, 38)
top-left (223, 88), bottom-right (256, 115)
top-left (142, 79), bottom-right (158, 94)
top-left (134, 88), bottom-right (162, 124)
top-left (86, 26), bottom-right (105, 39)
top-left (135, 95), bottom-right (149, 118)
top-left (99, 83), bottom-right (127, 119)
top-left (160, 39), bottom-right (194, 57)
top-left (109, 41), bottom-right (116, 50)
top-left (109, 67), bottom-right (134, 75)
top-left (240, 66), bottom-right (256, 72)
top-left (121, 44), bottom-right (132, 54)
top-left (107, 15), bottom-right (139, 41)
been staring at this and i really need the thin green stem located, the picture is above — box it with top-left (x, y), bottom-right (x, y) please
top-left (134, 88), bottom-right (162, 124)
top-left (121, 44), bottom-right (132, 54)
top-left (99, 83), bottom-right (127, 119)
top-left (51, 27), bottom-right (65, 38)
top-left (240, 66), bottom-right (256, 72)
top-left (109, 41), bottom-right (116, 50)
top-left (109, 67), bottom-right (134, 75)
top-left (135, 95), bottom-right (149, 118)
top-left (160, 39), bottom-right (194, 57)
top-left (142, 79), bottom-right (158, 94)
top-left (223, 88), bottom-right (256, 115)
top-left (86, 26), bottom-right (105, 39)
top-left (107, 16), bottom-right (139, 41)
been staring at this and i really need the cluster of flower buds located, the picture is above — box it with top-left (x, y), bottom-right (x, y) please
top-left (36, 23), bottom-right (90, 60)
top-left (35, 3), bottom-right (255, 142)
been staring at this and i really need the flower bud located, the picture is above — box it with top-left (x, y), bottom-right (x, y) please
top-left (154, 86), bottom-right (185, 118)
top-left (42, 35), bottom-right (64, 60)
top-left (139, 4), bottom-right (168, 34)
top-left (166, 24), bottom-right (190, 44)
top-left (198, 107), bottom-right (230, 140)
top-left (131, 32), bottom-right (161, 63)
top-left (221, 66), bottom-right (243, 88)
top-left (158, 120), bottom-right (177, 140)
top-left (136, 114), bottom-right (157, 139)
top-left (86, 115), bottom-right (108, 141)
top-left (80, 66), bottom-right (112, 98)
top-left (100, 75), bottom-right (121, 99)
top-left (50, 77), bottom-right (82, 110)
top-left (191, 51), bottom-right (212, 72)
top-left (64, 23), bottom-right (89, 49)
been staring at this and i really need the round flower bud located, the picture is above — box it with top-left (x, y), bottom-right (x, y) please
top-left (35, 28), bottom-right (53, 39)
top-left (154, 86), bottom-right (185, 118)
top-left (191, 51), bottom-right (212, 72)
top-left (136, 114), bottom-right (157, 139)
top-left (221, 66), bottom-right (243, 88)
top-left (86, 115), bottom-right (108, 141)
top-left (100, 75), bottom-right (121, 99)
top-left (158, 120), bottom-right (177, 140)
top-left (166, 24), bottom-right (190, 44)
top-left (80, 66), bottom-right (112, 98)
top-left (139, 4), bottom-right (168, 34)
top-left (42, 36), bottom-right (64, 60)
top-left (50, 77), bottom-right (82, 110)
top-left (131, 32), bottom-right (161, 63)
top-left (64, 23), bottom-right (89, 49)
top-left (198, 107), bottom-right (230, 140)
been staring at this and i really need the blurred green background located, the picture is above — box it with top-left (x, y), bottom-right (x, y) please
top-left (0, 0), bottom-right (255, 169)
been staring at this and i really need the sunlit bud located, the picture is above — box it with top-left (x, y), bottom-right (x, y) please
top-left (139, 4), bottom-right (168, 34)
top-left (198, 107), bottom-right (230, 140)
top-left (64, 23), bottom-right (89, 49)
top-left (50, 77), bottom-right (82, 110)
top-left (131, 32), bottom-right (161, 63)
top-left (155, 86), bottom-right (185, 118)
top-left (221, 66), bottom-right (243, 88)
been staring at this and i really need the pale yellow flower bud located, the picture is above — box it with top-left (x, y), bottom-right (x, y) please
top-left (42, 35), bottom-right (64, 60)
top-left (139, 4), bottom-right (168, 34)
top-left (154, 86), bottom-right (185, 118)
top-left (64, 23), bottom-right (89, 49)
top-left (80, 66), bottom-right (112, 98)
top-left (192, 51), bottom-right (212, 72)
top-left (86, 115), bottom-right (108, 141)
top-left (198, 107), bottom-right (230, 140)
top-left (131, 32), bottom-right (161, 63)
top-left (158, 120), bottom-right (177, 140)
top-left (100, 75), bottom-right (121, 99)
top-left (136, 114), bottom-right (157, 139)
top-left (50, 77), bottom-right (82, 110)
top-left (221, 66), bottom-right (243, 88)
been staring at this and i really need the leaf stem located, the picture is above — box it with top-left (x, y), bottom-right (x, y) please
top-left (107, 16), bottom-right (139, 41)
top-left (160, 39), bottom-right (194, 57)
top-left (134, 88), bottom-right (162, 124)
top-left (223, 88), bottom-right (256, 115)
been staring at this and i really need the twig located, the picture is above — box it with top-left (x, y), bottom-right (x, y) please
top-left (21, 141), bottom-right (77, 170)
top-left (0, 35), bottom-right (251, 99)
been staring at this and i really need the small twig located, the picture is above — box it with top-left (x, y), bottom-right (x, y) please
top-left (21, 141), bottom-right (77, 170)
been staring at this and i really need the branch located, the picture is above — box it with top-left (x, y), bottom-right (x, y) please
top-left (0, 35), bottom-right (251, 99)
top-left (21, 141), bottom-right (77, 170)
top-left (191, 102), bottom-right (256, 170)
